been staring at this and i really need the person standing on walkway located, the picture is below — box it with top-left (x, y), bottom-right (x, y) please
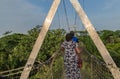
top-left (70, 31), bottom-right (79, 43)
top-left (61, 33), bottom-right (81, 79)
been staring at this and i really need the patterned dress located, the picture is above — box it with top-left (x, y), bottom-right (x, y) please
top-left (61, 41), bottom-right (81, 79)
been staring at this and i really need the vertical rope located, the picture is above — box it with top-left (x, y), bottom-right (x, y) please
top-left (83, 0), bottom-right (84, 10)
top-left (82, 0), bottom-right (85, 30)
top-left (57, 9), bottom-right (61, 28)
top-left (74, 12), bottom-right (77, 25)
top-left (90, 55), bottom-right (93, 79)
top-left (62, 0), bottom-right (70, 31)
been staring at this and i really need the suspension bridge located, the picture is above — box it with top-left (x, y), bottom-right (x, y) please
top-left (0, 47), bottom-right (116, 79)
top-left (0, 0), bottom-right (120, 79)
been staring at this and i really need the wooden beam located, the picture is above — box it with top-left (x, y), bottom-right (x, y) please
top-left (20, 0), bottom-right (61, 79)
top-left (69, 0), bottom-right (120, 79)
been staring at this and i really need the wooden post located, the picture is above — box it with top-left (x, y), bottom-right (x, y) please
top-left (20, 0), bottom-right (61, 79)
top-left (69, 0), bottom-right (120, 79)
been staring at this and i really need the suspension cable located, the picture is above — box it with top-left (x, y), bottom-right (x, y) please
top-left (74, 0), bottom-right (85, 31)
top-left (83, 0), bottom-right (84, 10)
top-left (81, 0), bottom-right (85, 30)
top-left (57, 9), bottom-right (61, 28)
top-left (74, 12), bottom-right (77, 25)
top-left (62, 0), bottom-right (70, 31)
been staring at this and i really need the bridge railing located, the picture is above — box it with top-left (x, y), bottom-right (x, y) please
top-left (0, 49), bottom-right (62, 79)
top-left (0, 48), bottom-right (115, 79)
top-left (81, 48), bottom-right (114, 79)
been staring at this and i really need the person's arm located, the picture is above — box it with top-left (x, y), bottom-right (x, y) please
top-left (60, 42), bottom-right (65, 52)
top-left (60, 47), bottom-right (65, 52)
top-left (75, 47), bottom-right (81, 54)
top-left (75, 43), bottom-right (81, 54)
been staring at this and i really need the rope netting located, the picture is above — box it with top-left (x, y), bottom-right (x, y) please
top-left (81, 48), bottom-right (114, 79)
top-left (0, 45), bottom-right (115, 79)
top-left (0, 49), bottom-right (63, 79)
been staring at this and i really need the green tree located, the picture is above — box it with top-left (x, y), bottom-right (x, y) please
top-left (0, 33), bottom-right (27, 70)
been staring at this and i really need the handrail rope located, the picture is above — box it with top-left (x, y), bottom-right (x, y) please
top-left (80, 39), bottom-right (111, 71)
top-left (91, 60), bottom-right (113, 79)
top-left (83, 50), bottom-right (114, 78)
top-left (0, 67), bottom-right (24, 74)
top-left (33, 48), bottom-right (61, 70)
top-left (49, 48), bottom-right (64, 79)
top-left (2, 71), bottom-right (22, 77)
top-left (80, 42), bottom-right (114, 78)
top-left (83, 46), bottom-right (109, 67)
top-left (33, 49), bottom-right (61, 79)
top-left (47, 50), bottom-right (60, 79)
top-left (0, 48), bottom-right (61, 77)
top-left (79, 42), bottom-right (105, 64)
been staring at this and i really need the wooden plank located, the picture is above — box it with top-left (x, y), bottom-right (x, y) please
top-left (69, 0), bottom-right (120, 79)
top-left (20, 0), bottom-right (61, 79)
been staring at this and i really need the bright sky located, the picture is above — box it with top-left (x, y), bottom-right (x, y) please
top-left (0, 0), bottom-right (120, 36)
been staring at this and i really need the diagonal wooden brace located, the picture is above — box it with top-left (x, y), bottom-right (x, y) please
top-left (69, 0), bottom-right (120, 79)
top-left (20, 0), bottom-right (61, 79)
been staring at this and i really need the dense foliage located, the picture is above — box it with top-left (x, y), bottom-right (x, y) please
top-left (0, 25), bottom-right (120, 78)
top-left (78, 30), bottom-right (120, 66)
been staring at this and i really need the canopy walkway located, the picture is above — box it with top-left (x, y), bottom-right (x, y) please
top-left (0, 46), bottom-right (117, 79)
top-left (0, 0), bottom-right (120, 79)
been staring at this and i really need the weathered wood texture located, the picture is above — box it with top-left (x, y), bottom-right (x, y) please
top-left (20, 0), bottom-right (61, 79)
top-left (69, 0), bottom-right (120, 79)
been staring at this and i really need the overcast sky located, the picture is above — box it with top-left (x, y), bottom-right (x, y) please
top-left (0, 0), bottom-right (120, 36)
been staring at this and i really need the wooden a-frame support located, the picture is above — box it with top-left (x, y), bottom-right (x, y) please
top-left (20, 0), bottom-right (61, 79)
top-left (20, 0), bottom-right (120, 79)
